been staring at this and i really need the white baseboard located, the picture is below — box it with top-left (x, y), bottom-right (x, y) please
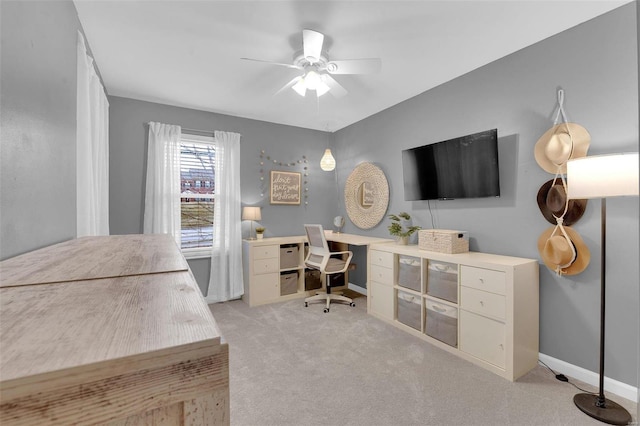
top-left (348, 282), bottom-right (367, 295)
top-left (539, 353), bottom-right (638, 403)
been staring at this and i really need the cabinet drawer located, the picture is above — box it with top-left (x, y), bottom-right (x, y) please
top-left (254, 257), bottom-right (279, 275)
top-left (370, 250), bottom-right (393, 268)
top-left (253, 245), bottom-right (279, 260)
top-left (460, 309), bottom-right (505, 369)
top-left (371, 263), bottom-right (393, 284)
top-left (460, 266), bottom-right (505, 295)
top-left (460, 286), bottom-right (505, 320)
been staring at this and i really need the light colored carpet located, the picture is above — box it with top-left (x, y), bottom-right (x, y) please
top-left (209, 293), bottom-right (637, 426)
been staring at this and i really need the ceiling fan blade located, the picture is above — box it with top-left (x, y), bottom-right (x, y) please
top-left (326, 58), bottom-right (382, 74)
top-left (322, 74), bottom-right (348, 98)
top-left (241, 57), bottom-right (302, 70)
top-left (302, 29), bottom-right (324, 63)
top-left (274, 76), bottom-right (302, 96)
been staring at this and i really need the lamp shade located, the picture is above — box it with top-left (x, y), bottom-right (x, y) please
top-left (320, 149), bottom-right (336, 171)
top-left (242, 206), bottom-right (261, 221)
top-left (567, 153), bottom-right (639, 199)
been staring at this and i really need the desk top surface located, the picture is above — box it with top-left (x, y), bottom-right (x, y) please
top-left (243, 232), bottom-right (393, 247)
top-left (324, 231), bottom-right (393, 246)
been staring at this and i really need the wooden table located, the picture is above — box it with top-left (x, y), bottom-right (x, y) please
top-left (0, 234), bottom-right (229, 425)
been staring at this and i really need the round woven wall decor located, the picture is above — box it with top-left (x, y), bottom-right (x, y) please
top-left (344, 162), bottom-right (389, 229)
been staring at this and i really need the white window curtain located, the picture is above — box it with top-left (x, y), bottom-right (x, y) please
top-left (143, 122), bottom-right (182, 246)
top-left (207, 131), bottom-right (243, 303)
top-left (76, 31), bottom-right (109, 237)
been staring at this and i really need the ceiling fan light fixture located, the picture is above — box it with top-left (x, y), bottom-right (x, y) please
top-left (292, 79), bottom-right (307, 97)
top-left (316, 80), bottom-right (330, 97)
top-left (304, 70), bottom-right (321, 90)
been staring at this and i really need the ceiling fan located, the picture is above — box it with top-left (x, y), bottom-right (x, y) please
top-left (241, 29), bottom-right (381, 98)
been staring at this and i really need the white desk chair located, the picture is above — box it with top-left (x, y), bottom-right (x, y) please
top-left (303, 224), bottom-right (355, 313)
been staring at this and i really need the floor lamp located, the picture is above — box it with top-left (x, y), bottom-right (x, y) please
top-left (567, 152), bottom-right (639, 425)
top-left (242, 206), bottom-right (261, 240)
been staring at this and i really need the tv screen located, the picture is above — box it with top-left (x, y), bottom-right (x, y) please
top-left (402, 129), bottom-right (500, 201)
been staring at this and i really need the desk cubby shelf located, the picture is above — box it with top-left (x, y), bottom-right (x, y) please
top-left (367, 242), bottom-right (539, 381)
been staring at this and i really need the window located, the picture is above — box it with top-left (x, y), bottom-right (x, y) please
top-left (180, 134), bottom-right (215, 255)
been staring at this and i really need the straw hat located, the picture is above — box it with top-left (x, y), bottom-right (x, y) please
top-left (536, 179), bottom-right (587, 226)
top-left (534, 123), bottom-right (590, 174)
top-left (537, 225), bottom-right (590, 276)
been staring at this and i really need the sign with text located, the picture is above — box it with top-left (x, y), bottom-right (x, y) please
top-left (361, 182), bottom-right (374, 206)
top-left (270, 171), bottom-right (301, 205)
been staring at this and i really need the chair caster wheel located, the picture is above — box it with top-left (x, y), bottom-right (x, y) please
top-left (323, 308), bottom-right (329, 313)
top-left (350, 302), bottom-right (356, 307)
top-left (304, 302), bottom-right (308, 307)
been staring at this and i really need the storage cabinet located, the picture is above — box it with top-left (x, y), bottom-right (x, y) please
top-left (367, 242), bottom-right (538, 381)
top-left (243, 237), bottom-right (341, 306)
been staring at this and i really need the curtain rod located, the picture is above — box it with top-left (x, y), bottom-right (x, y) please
top-left (145, 123), bottom-right (232, 138)
top-left (146, 122), bottom-right (214, 137)
top-left (181, 127), bottom-right (215, 137)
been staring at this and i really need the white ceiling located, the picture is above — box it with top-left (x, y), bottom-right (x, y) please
top-left (74, 1), bottom-right (630, 132)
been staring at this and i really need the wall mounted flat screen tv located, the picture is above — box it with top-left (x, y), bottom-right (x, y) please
top-left (402, 129), bottom-right (500, 201)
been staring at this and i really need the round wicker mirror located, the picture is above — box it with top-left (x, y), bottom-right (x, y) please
top-left (344, 162), bottom-right (389, 229)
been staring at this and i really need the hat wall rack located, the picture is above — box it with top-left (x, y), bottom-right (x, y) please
top-left (534, 89), bottom-right (591, 276)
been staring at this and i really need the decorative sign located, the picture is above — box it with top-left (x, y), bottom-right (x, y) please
top-left (270, 171), bottom-right (301, 205)
top-left (361, 182), bottom-right (375, 206)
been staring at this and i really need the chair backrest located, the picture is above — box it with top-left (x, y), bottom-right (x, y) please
top-left (304, 224), bottom-right (330, 271)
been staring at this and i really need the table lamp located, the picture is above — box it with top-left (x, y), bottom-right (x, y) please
top-left (567, 152), bottom-right (638, 425)
top-left (242, 206), bottom-right (262, 240)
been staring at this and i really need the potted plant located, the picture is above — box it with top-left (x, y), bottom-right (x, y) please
top-left (387, 212), bottom-right (420, 245)
top-left (255, 227), bottom-right (265, 239)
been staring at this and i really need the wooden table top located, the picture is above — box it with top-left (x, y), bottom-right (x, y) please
top-left (0, 234), bottom-right (222, 386)
top-left (0, 234), bottom-right (189, 288)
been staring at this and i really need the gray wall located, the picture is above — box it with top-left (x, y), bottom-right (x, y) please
top-left (0, 1), bottom-right (83, 260)
top-left (334, 4), bottom-right (639, 387)
top-left (109, 96), bottom-right (337, 293)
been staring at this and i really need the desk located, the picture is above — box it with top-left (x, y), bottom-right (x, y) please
top-left (324, 230), bottom-right (393, 293)
top-left (242, 232), bottom-right (392, 307)
top-left (0, 235), bottom-right (230, 425)
top-left (323, 230), bottom-right (392, 247)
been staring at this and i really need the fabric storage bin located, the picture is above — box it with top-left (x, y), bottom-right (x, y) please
top-left (396, 290), bottom-right (421, 331)
top-left (397, 255), bottom-right (421, 292)
top-left (426, 260), bottom-right (458, 303)
top-left (280, 244), bottom-right (299, 269)
top-left (304, 268), bottom-right (322, 291)
top-left (425, 299), bottom-right (458, 347)
top-left (280, 271), bottom-right (298, 296)
top-left (419, 230), bottom-right (469, 254)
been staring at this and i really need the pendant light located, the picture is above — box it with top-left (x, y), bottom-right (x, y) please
top-left (320, 149), bottom-right (336, 171)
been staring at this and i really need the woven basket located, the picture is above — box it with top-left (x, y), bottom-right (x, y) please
top-left (419, 230), bottom-right (469, 254)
